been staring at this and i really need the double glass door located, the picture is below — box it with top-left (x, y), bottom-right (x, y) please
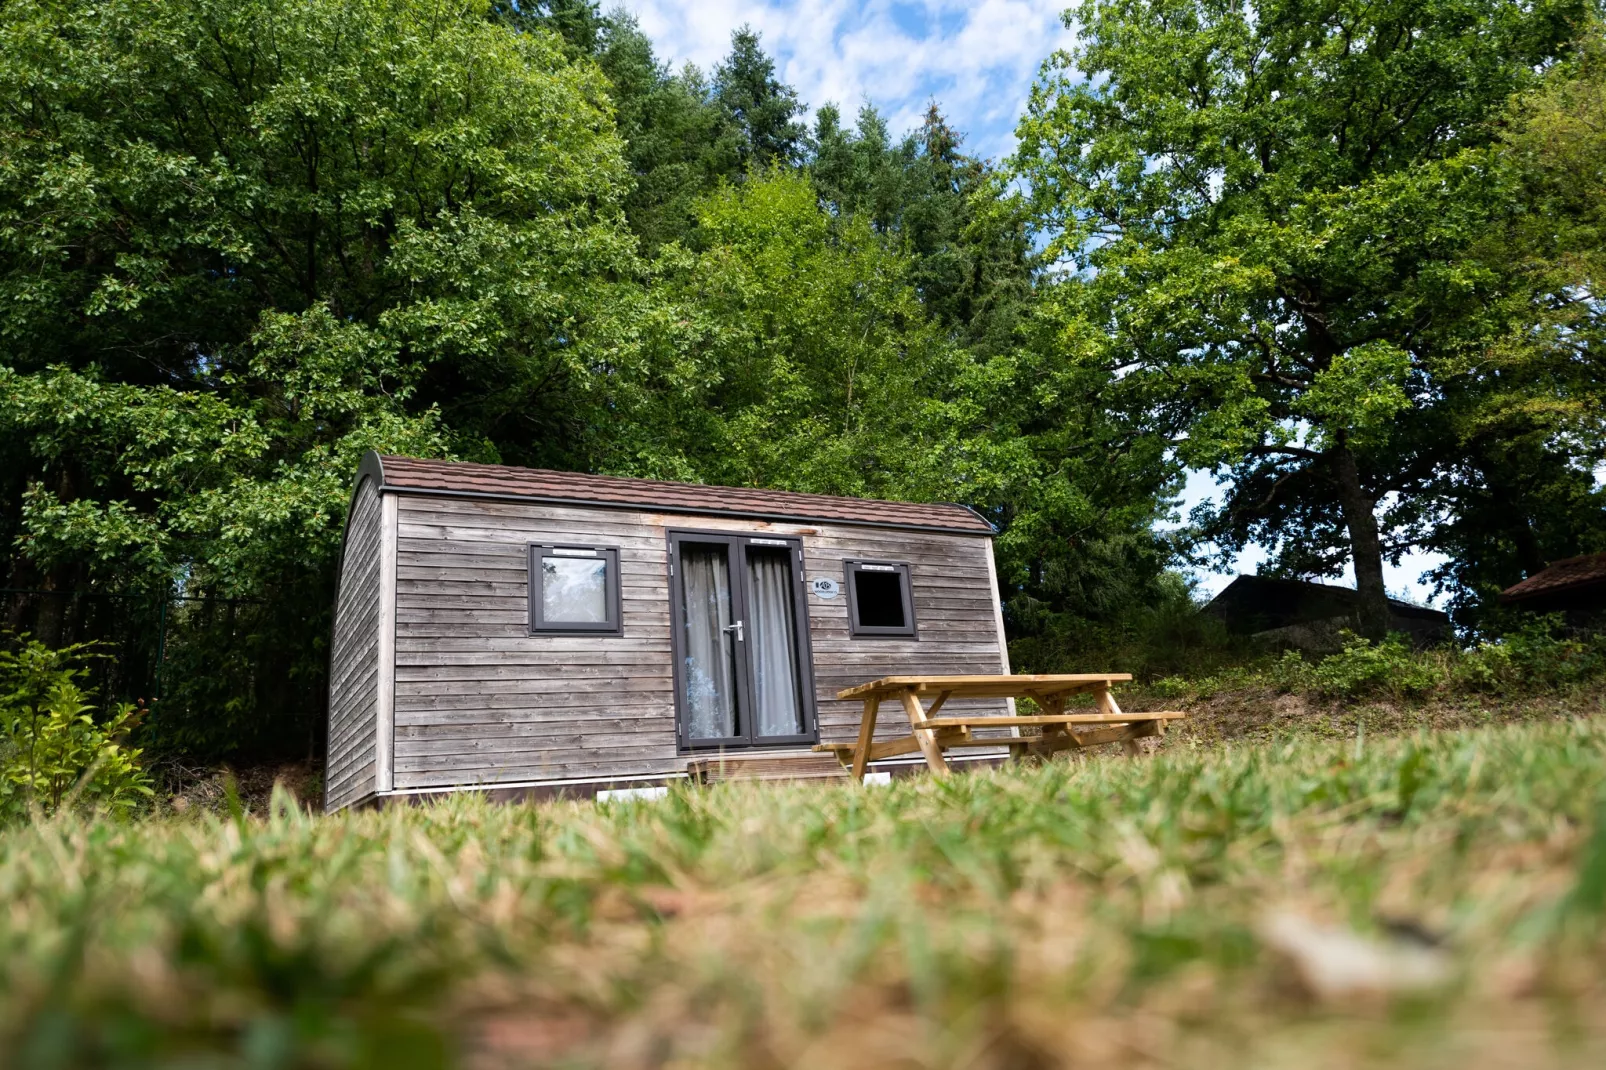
top-left (670, 531), bottom-right (815, 749)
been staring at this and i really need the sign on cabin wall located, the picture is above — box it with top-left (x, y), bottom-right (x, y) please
top-left (809, 577), bottom-right (840, 599)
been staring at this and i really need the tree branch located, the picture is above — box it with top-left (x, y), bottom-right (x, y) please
top-left (1247, 444), bottom-right (1324, 461)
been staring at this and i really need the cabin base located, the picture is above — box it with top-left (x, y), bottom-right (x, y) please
top-left (343, 750), bottom-right (1017, 811)
top-left (686, 753), bottom-right (849, 784)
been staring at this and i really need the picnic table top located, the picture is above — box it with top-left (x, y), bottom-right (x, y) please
top-left (836, 673), bottom-right (1132, 701)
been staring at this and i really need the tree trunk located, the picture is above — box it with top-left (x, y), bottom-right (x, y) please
top-left (1331, 445), bottom-right (1392, 640)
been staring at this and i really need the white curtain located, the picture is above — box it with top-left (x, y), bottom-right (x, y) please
top-left (746, 547), bottom-right (802, 737)
top-left (680, 545), bottom-right (736, 739)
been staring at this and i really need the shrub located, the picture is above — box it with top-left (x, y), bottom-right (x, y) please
top-left (1269, 649), bottom-right (1315, 693)
top-left (0, 638), bottom-right (153, 820)
top-left (1454, 615), bottom-right (1606, 695)
top-left (1309, 632), bottom-right (1444, 701)
top-left (1150, 676), bottom-right (1190, 700)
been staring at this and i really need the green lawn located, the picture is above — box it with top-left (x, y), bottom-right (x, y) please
top-left (6, 719), bottom-right (1606, 1068)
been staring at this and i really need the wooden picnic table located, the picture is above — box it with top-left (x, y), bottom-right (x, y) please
top-left (813, 674), bottom-right (1185, 781)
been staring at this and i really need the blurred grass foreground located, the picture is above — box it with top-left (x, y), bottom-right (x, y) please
top-left (5, 721), bottom-right (1606, 1068)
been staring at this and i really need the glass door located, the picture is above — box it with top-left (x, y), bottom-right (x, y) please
top-left (670, 532), bottom-right (815, 749)
top-left (673, 536), bottom-right (745, 746)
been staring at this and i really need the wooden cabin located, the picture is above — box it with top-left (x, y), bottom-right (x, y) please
top-left (1204, 574), bottom-right (1451, 650)
top-left (1501, 552), bottom-right (1606, 628)
top-left (325, 452), bottom-right (1012, 811)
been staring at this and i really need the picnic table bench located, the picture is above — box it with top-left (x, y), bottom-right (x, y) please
top-left (813, 674), bottom-right (1185, 781)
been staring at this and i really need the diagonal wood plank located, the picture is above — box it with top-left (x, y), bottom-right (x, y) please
top-left (851, 696), bottom-right (880, 782)
top-left (900, 689), bottom-right (950, 776)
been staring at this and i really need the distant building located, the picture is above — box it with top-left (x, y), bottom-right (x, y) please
top-left (1500, 552), bottom-right (1606, 626)
top-left (1204, 575), bottom-right (1451, 651)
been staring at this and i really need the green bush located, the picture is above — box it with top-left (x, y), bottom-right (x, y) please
top-left (1149, 676), bottom-right (1191, 699)
top-left (1308, 633), bottom-right (1445, 700)
top-left (1454, 615), bottom-right (1606, 695)
top-left (0, 638), bottom-right (153, 820)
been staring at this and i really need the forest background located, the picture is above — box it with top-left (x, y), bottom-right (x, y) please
top-left (1, 0), bottom-right (1604, 767)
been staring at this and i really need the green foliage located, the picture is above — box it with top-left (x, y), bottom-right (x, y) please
top-left (0, 0), bottom-right (638, 756)
top-left (812, 103), bottom-right (1036, 358)
top-left (1306, 633), bottom-right (1444, 701)
top-left (1011, 0), bottom-right (1596, 635)
top-left (617, 170), bottom-right (1029, 503)
top-left (1009, 569), bottom-right (1247, 678)
top-left (713, 27), bottom-right (808, 171)
top-left (1183, 614), bottom-right (1606, 703)
top-left (1411, 34), bottom-right (1606, 616)
top-left (0, 639), bottom-right (152, 820)
top-left (5, 723), bottom-right (1606, 1061)
top-left (526, 10), bottom-right (810, 250)
top-left (1454, 615), bottom-right (1606, 694)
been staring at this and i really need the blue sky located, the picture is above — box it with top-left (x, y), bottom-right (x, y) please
top-left (1171, 471), bottom-right (1450, 606)
top-left (617, 1), bottom-right (1450, 607)
top-left (617, 0), bottom-right (1074, 164)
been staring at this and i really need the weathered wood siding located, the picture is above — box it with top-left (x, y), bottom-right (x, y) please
top-left (326, 477), bottom-right (385, 810)
top-left (391, 496), bottom-right (1009, 790)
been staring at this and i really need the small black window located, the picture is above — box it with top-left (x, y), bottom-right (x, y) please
top-left (529, 545), bottom-right (622, 634)
top-left (845, 560), bottom-right (917, 638)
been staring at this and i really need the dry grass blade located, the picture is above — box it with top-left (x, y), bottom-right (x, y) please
top-left (2, 719), bottom-right (1606, 1067)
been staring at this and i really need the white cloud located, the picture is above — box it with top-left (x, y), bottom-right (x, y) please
top-left (616, 0), bottom-right (1075, 161)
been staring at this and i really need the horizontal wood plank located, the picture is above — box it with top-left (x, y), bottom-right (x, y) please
top-left (380, 493), bottom-right (1006, 790)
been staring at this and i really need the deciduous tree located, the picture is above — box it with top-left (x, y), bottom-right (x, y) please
top-left (0, 0), bottom-right (638, 753)
top-left (1013, 0), bottom-right (1589, 636)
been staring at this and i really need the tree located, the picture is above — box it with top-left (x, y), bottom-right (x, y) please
top-left (487, 0), bottom-right (605, 53)
top-left (1412, 31), bottom-right (1606, 620)
top-left (507, 14), bottom-right (805, 249)
top-left (0, 0), bottom-right (638, 756)
top-left (1013, 0), bottom-right (1590, 636)
top-left (593, 14), bottom-right (733, 250)
top-left (609, 170), bottom-right (1030, 506)
top-left (813, 104), bottom-right (1035, 358)
top-left (714, 28), bottom-right (807, 172)
top-left (807, 100), bottom-right (1176, 669)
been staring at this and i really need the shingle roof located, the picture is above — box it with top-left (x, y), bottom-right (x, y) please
top-left (1501, 552), bottom-right (1606, 602)
top-left (1205, 575), bottom-right (1449, 622)
top-left (364, 454), bottom-right (994, 535)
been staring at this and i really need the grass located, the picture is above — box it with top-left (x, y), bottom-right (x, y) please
top-left (6, 719), bottom-right (1606, 1068)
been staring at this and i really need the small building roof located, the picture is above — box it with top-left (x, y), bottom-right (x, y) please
top-left (1500, 552), bottom-right (1606, 604)
top-left (359, 453), bottom-right (995, 535)
top-left (1204, 575), bottom-right (1449, 626)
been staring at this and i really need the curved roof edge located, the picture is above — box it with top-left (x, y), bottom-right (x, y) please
top-left (356, 452), bottom-right (995, 536)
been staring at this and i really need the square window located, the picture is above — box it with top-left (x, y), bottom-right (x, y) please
top-left (845, 560), bottom-right (917, 638)
top-left (529, 545), bottom-right (622, 634)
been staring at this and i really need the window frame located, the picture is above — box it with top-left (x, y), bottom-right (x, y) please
top-left (528, 543), bottom-right (623, 635)
top-left (843, 559), bottom-right (918, 639)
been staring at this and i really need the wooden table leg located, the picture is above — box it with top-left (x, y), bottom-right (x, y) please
top-left (1122, 719), bottom-right (1161, 758)
top-left (1034, 690), bottom-right (1071, 755)
top-left (851, 696), bottom-right (880, 782)
top-left (1097, 687), bottom-right (1154, 758)
top-left (900, 689), bottom-right (950, 777)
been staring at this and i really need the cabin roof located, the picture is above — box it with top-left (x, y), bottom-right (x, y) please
top-left (1501, 552), bottom-right (1606, 603)
top-left (362, 453), bottom-right (995, 535)
top-left (1204, 574), bottom-right (1450, 624)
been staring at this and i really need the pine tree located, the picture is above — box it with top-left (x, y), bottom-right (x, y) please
top-left (714, 27), bottom-right (806, 171)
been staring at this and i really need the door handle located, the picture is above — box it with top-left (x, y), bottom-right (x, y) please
top-left (723, 620), bottom-right (744, 643)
